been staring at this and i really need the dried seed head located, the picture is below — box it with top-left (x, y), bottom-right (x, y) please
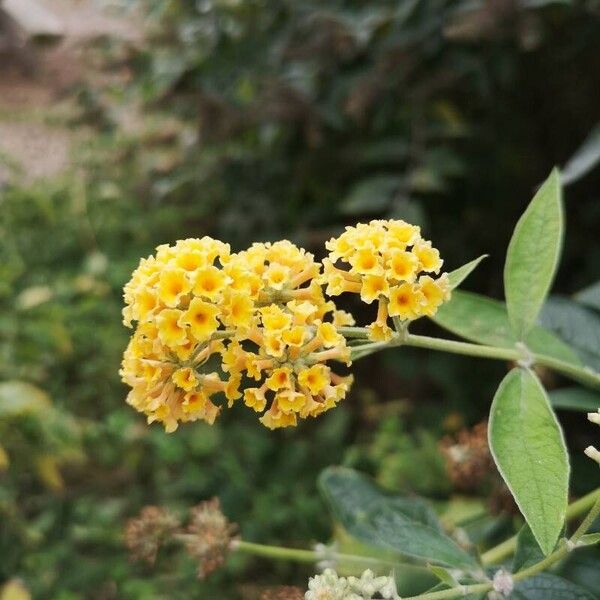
top-left (439, 421), bottom-right (494, 493)
top-left (260, 586), bottom-right (305, 600)
top-left (183, 497), bottom-right (239, 578)
top-left (124, 506), bottom-right (179, 564)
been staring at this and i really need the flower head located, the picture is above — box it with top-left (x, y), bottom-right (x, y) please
top-left (121, 237), bottom-right (353, 431)
top-left (322, 220), bottom-right (451, 340)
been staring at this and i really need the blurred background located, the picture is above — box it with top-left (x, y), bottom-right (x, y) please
top-left (0, 1), bottom-right (599, 598)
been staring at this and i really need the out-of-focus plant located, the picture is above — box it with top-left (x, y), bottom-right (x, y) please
top-left (122, 170), bottom-right (600, 597)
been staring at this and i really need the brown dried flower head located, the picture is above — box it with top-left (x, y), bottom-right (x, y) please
top-left (124, 506), bottom-right (180, 564)
top-left (260, 586), bottom-right (305, 600)
top-left (184, 497), bottom-right (239, 578)
top-left (439, 421), bottom-right (494, 493)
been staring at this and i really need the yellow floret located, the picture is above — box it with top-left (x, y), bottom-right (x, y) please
top-left (156, 308), bottom-right (187, 346)
top-left (388, 283), bottom-right (425, 320)
top-left (158, 268), bottom-right (191, 307)
top-left (181, 298), bottom-right (220, 341)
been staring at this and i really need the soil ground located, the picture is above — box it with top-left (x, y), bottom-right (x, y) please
top-left (0, 0), bottom-right (140, 184)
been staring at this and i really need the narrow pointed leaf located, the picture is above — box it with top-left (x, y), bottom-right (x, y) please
top-left (489, 368), bottom-right (569, 556)
top-left (447, 255), bottom-right (488, 290)
top-left (504, 169), bottom-right (563, 339)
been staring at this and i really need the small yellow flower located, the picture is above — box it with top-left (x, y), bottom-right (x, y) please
top-left (418, 274), bottom-right (450, 316)
top-left (260, 305), bottom-right (293, 332)
top-left (222, 291), bottom-right (255, 329)
top-left (266, 367), bottom-right (293, 391)
top-left (264, 263), bottom-right (291, 290)
top-left (282, 326), bottom-right (307, 348)
top-left (349, 248), bottom-right (383, 276)
top-left (158, 268), bottom-right (191, 307)
top-left (276, 389), bottom-right (306, 413)
top-left (316, 322), bottom-right (344, 348)
top-left (388, 283), bottom-right (425, 320)
top-left (156, 308), bottom-right (187, 346)
top-left (181, 298), bottom-right (220, 341)
top-left (182, 390), bottom-right (207, 413)
top-left (260, 406), bottom-right (297, 429)
top-left (193, 266), bottom-right (228, 300)
top-left (367, 321), bottom-right (394, 342)
top-left (412, 240), bottom-right (443, 273)
top-left (298, 364), bottom-right (330, 395)
top-left (388, 251), bottom-right (418, 282)
top-left (360, 275), bottom-right (390, 304)
top-left (263, 333), bottom-right (286, 358)
top-left (172, 367), bottom-right (198, 391)
top-left (244, 387), bottom-right (267, 412)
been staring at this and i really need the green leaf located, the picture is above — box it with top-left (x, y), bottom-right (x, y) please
top-left (319, 467), bottom-right (478, 568)
top-left (432, 291), bottom-right (582, 366)
top-left (575, 280), bottom-right (600, 312)
top-left (540, 297), bottom-right (600, 372)
top-left (504, 169), bottom-right (563, 340)
top-left (448, 255), bottom-right (488, 290)
top-left (428, 565), bottom-right (461, 587)
top-left (0, 381), bottom-right (51, 418)
top-left (341, 176), bottom-right (402, 215)
top-left (489, 368), bottom-right (569, 556)
top-left (562, 123), bottom-right (600, 186)
top-left (578, 533), bottom-right (600, 547)
top-left (549, 388), bottom-right (600, 412)
top-left (509, 574), bottom-right (596, 599)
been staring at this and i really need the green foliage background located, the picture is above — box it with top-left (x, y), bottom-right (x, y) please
top-left (1, 1), bottom-right (599, 597)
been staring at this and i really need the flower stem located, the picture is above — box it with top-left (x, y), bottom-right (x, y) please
top-left (232, 540), bottom-right (400, 569)
top-left (347, 329), bottom-right (600, 389)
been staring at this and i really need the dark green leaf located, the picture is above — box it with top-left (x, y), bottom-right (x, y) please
top-left (557, 547), bottom-right (600, 595)
top-left (540, 297), bottom-right (600, 371)
top-left (550, 388), bottom-right (600, 412)
top-left (575, 281), bottom-right (600, 312)
top-left (509, 574), bottom-right (596, 599)
top-left (489, 369), bottom-right (569, 556)
top-left (319, 467), bottom-right (478, 568)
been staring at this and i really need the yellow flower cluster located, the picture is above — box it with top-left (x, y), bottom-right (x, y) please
top-left (120, 238), bottom-right (353, 432)
top-left (322, 219), bottom-right (451, 341)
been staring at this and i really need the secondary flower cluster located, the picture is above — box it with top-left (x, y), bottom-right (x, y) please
top-left (306, 568), bottom-right (399, 600)
top-left (322, 220), bottom-right (450, 341)
top-left (121, 237), bottom-right (353, 431)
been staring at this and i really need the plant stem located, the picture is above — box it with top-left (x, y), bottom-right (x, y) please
top-left (232, 540), bottom-right (400, 569)
top-left (348, 329), bottom-right (600, 389)
top-left (481, 487), bottom-right (600, 565)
